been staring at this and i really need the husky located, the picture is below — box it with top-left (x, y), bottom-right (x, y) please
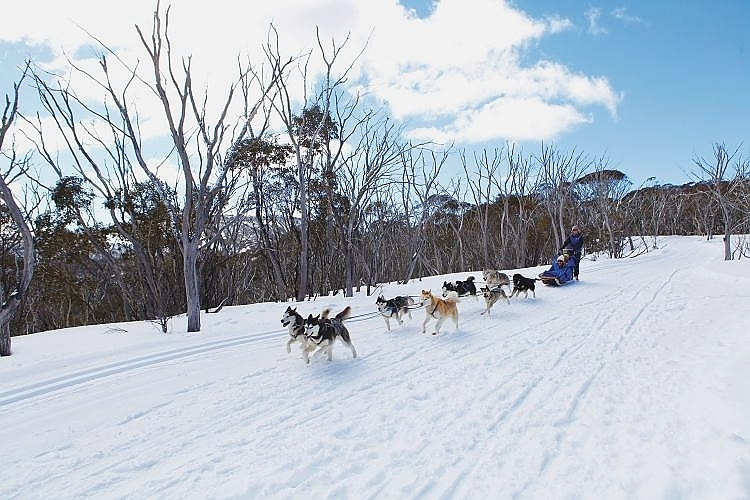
top-left (281, 306), bottom-right (309, 353)
top-left (479, 285), bottom-right (510, 315)
top-left (420, 289), bottom-right (459, 335)
top-left (302, 306), bottom-right (357, 363)
top-left (442, 276), bottom-right (477, 298)
top-left (510, 273), bottom-right (536, 299)
top-left (482, 269), bottom-right (511, 292)
top-left (375, 295), bottom-right (415, 331)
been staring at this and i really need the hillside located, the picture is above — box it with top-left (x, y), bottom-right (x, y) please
top-left (1, 235), bottom-right (749, 499)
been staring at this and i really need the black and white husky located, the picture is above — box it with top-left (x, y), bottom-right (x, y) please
top-left (375, 295), bottom-right (415, 331)
top-left (281, 305), bottom-right (309, 353)
top-left (302, 306), bottom-right (357, 363)
top-left (442, 276), bottom-right (477, 298)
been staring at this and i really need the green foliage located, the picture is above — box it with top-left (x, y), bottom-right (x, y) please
top-left (51, 176), bottom-right (94, 223)
top-left (291, 105), bottom-right (339, 152)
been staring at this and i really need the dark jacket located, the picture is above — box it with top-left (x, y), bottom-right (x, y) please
top-left (561, 233), bottom-right (584, 256)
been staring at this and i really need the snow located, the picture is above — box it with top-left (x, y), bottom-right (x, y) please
top-left (2, 235), bottom-right (749, 499)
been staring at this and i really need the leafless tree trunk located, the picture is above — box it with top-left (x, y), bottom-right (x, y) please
top-left (494, 143), bottom-right (537, 268)
top-left (574, 160), bottom-right (631, 258)
top-left (31, 4), bottom-right (280, 332)
top-left (536, 143), bottom-right (588, 249)
top-left (460, 147), bottom-right (501, 267)
top-left (264, 26), bottom-right (342, 300)
top-left (0, 64), bottom-right (35, 356)
top-left (334, 115), bottom-right (406, 296)
top-left (692, 142), bottom-right (744, 260)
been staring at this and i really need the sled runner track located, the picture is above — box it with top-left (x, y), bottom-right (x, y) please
top-left (0, 328), bottom-right (288, 408)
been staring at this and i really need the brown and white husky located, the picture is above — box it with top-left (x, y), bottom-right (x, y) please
top-left (419, 289), bottom-right (459, 335)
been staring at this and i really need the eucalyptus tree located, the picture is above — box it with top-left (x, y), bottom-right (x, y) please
top-left (31, 4), bottom-right (283, 332)
top-left (263, 25), bottom-right (366, 300)
top-left (574, 163), bottom-right (631, 258)
top-left (535, 143), bottom-right (589, 249)
top-left (0, 64), bottom-right (35, 355)
top-left (460, 147), bottom-right (501, 267)
top-left (226, 136), bottom-right (294, 301)
top-left (331, 114), bottom-right (407, 296)
top-left (399, 146), bottom-right (451, 283)
top-left (692, 142), bottom-right (745, 260)
top-left (497, 143), bottom-right (538, 268)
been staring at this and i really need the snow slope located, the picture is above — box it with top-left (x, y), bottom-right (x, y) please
top-left (1, 235), bottom-right (749, 499)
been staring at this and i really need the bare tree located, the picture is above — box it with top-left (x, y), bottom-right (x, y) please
top-left (460, 147), bottom-right (501, 267)
top-left (31, 4), bottom-right (281, 332)
top-left (494, 143), bottom-right (537, 268)
top-left (0, 63), bottom-right (35, 355)
top-left (264, 25), bottom-right (370, 300)
top-left (333, 114), bottom-right (406, 296)
top-left (692, 142), bottom-right (744, 260)
top-left (535, 143), bottom-right (589, 249)
top-left (399, 146), bottom-right (450, 283)
top-left (575, 161), bottom-right (631, 258)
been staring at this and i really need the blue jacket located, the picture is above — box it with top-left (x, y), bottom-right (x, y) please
top-left (561, 233), bottom-right (584, 255)
top-left (540, 257), bottom-right (575, 283)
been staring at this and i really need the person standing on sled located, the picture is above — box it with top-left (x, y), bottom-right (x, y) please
top-left (560, 225), bottom-right (584, 280)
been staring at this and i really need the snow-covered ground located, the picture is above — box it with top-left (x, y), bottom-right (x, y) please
top-left (2, 235), bottom-right (749, 499)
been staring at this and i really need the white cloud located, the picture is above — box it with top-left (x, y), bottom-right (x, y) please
top-left (612, 7), bottom-right (646, 26)
top-left (585, 7), bottom-right (608, 35)
top-left (2, 0), bottom-right (621, 150)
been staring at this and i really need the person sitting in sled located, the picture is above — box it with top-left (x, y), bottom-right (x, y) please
top-left (539, 253), bottom-right (575, 285)
top-left (560, 225), bottom-right (584, 280)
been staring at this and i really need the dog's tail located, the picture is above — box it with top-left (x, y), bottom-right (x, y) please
top-left (466, 276), bottom-right (475, 282)
top-left (335, 306), bottom-right (352, 321)
top-left (320, 308), bottom-right (331, 319)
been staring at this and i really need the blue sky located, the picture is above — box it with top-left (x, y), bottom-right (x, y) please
top-left (514, 0), bottom-right (750, 186)
top-left (2, 0), bottom-right (748, 188)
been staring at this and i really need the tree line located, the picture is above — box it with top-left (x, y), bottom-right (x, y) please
top-left (1, 5), bottom-right (748, 353)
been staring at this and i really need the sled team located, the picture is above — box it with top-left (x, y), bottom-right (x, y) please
top-left (282, 225), bottom-right (584, 363)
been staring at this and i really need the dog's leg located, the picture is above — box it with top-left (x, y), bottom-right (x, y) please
top-left (339, 330), bottom-right (357, 359)
top-left (302, 342), bottom-right (313, 364)
top-left (345, 340), bottom-right (357, 359)
top-left (286, 338), bottom-right (293, 353)
top-left (433, 316), bottom-right (445, 335)
top-left (309, 342), bottom-right (326, 362)
top-left (384, 317), bottom-right (391, 332)
top-left (422, 315), bottom-right (431, 334)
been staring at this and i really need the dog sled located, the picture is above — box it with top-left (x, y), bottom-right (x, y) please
top-left (538, 251), bottom-right (577, 286)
